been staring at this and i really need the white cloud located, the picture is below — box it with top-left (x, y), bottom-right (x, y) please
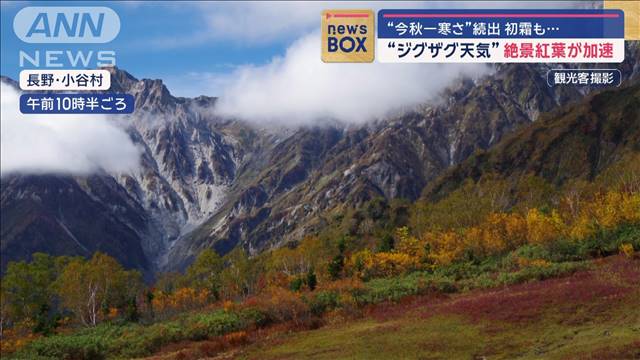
top-left (213, 32), bottom-right (490, 126)
top-left (0, 83), bottom-right (141, 177)
top-left (163, 1), bottom-right (596, 106)
top-left (154, 1), bottom-right (598, 123)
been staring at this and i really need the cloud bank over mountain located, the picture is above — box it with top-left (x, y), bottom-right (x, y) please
top-left (0, 83), bottom-right (141, 176)
top-left (194, 1), bottom-right (590, 125)
top-left (215, 32), bottom-right (490, 126)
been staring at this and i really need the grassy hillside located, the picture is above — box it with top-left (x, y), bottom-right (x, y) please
top-left (136, 254), bottom-right (639, 360)
top-left (6, 225), bottom-right (636, 360)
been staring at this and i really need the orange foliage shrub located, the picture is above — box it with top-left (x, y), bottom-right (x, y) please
top-left (152, 287), bottom-right (210, 315)
top-left (451, 212), bottom-right (529, 260)
top-left (345, 249), bottom-right (372, 279)
top-left (241, 287), bottom-right (309, 325)
top-left (526, 209), bottom-right (565, 245)
top-left (415, 189), bottom-right (638, 268)
top-left (223, 331), bottom-right (248, 346)
top-left (107, 307), bottom-right (119, 320)
top-left (318, 277), bottom-right (365, 292)
top-left (369, 252), bottom-right (419, 277)
top-left (515, 257), bottom-right (551, 269)
top-left (485, 212), bottom-right (528, 250)
top-left (395, 227), bottom-right (423, 258)
top-left (346, 248), bottom-right (420, 279)
top-left (222, 300), bottom-right (236, 312)
top-left (423, 230), bottom-right (466, 266)
top-left (567, 191), bottom-right (640, 240)
top-left (0, 329), bottom-right (39, 355)
top-left (619, 243), bottom-right (634, 258)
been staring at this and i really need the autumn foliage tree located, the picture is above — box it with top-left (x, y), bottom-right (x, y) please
top-left (185, 249), bottom-right (224, 300)
top-left (220, 248), bottom-right (265, 300)
top-left (54, 252), bottom-right (142, 327)
top-left (0, 253), bottom-right (76, 334)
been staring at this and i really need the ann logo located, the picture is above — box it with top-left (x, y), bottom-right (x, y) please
top-left (14, 7), bottom-right (120, 43)
top-left (26, 12), bottom-right (105, 38)
top-left (322, 10), bottom-right (374, 63)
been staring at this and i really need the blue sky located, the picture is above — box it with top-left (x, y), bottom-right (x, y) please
top-left (1, 1), bottom-right (598, 98)
top-left (1, 1), bottom-right (303, 96)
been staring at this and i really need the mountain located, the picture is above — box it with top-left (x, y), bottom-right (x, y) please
top-left (1, 71), bottom-right (271, 275)
top-left (171, 43), bottom-right (640, 268)
top-left (424, 80), bottom-right (640, 201)
top-left (2, 43), bottom-right (639, 275)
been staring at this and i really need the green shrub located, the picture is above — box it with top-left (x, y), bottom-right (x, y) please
top-left (290, 277), bottom-right (304, 292)
top-left (510, 244), bottom-right (551, 261)
top-left (184, 311), bottom-right (241, 340)
top-left (15, 324), bottom-right (123, 360)
top-left (433, 259), bottom-right (500, 281)
top-left (238, 307), bottom-right (270, 328)
top-left (306, 268), bottom-right (318, 291)
top-left (545, 239), bottom-right (583, 262)
top-left (13, 311), bottom-right (244, 360)
top-left (547, 224), bottom-right (640, 262)
top-left (579, 225), bottom-right (640, 257)
top-left (497, 261), bottom-right (584, 285)
top-left (306, 291), bottom-right (339, 316)
top-left (328, 255), bottom-right (344, 280)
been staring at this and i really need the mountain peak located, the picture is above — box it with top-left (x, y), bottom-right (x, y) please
top-left (102, 66), bottom-right (139, 92)
top-left (101, 67), bottom-right (179, 112)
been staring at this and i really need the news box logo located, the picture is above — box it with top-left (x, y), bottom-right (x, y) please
top-left (322, 10), bottom-right (374, 63)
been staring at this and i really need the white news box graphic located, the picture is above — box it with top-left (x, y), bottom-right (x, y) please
top-left (378, 39), bottom-right (625, 63)
top-left (19, 69), bottom-right (111, 91)
top-left (376, 9), bottom-right (626, 64)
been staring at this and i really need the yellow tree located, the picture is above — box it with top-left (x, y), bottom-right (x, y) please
top-left (185, 249), bottom-right (224, 300)
top-left (55, 253), bottom-right (141, 326)
top-left (220, 248), bottom-right (264, 300)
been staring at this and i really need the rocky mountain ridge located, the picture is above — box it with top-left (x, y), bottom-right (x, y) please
top-left (2, 43), bottom-right (638, 275)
